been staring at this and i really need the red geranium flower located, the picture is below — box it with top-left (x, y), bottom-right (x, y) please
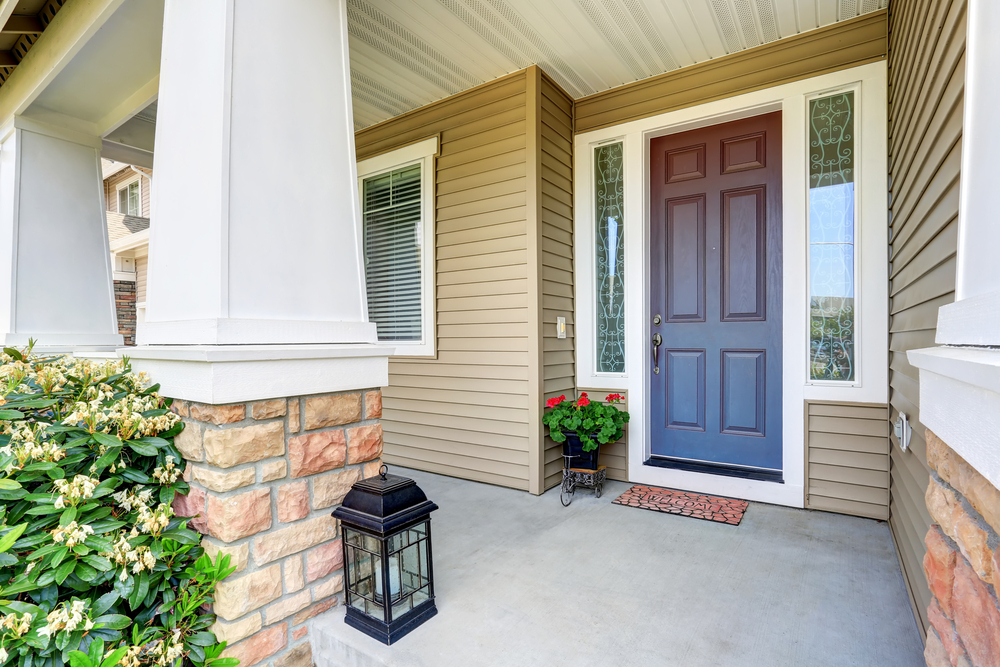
top-left (576, 394), bottom-right (590, 408)
top-left (606, 393), bottom-right (624, 403)
top-left (546, 395), bottom-right (566, 408)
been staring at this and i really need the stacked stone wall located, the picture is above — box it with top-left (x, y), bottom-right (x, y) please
top-left (922, 431), bottom-right (1000, 667)
top-left (169, 389), bottom-right (384, 667)
top-left (113, 280), bottom-right (136, 346)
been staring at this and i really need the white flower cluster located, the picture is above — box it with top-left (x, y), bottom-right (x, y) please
top-left (64, 390), bottom-right (180, 440)
top-left (0, 424), bottom-right (64, 474)
top-left (38, 600), bottom-right (93, 639)
top-left (51, 521), bottom-right (94, 547)
top-left (52, 474), bottom-right (100, 509)
top-left (106, 532), bottom-right (157, 582)
top-left (34, 364), bottom-right (67, 394)
top-left (151, 455), bottom-right (181, 485)
top-left (0, 611), bottom-right (32, 637)
top-left (111, 487), bottom-right (174, 537)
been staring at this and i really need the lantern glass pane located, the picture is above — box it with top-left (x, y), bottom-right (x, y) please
top-left (400, 539), bottom-right (428, 596)
top-left (411, 585), bottom-right (430, 608)
top-left (392, 596), bottom-right (412, 621)
top-left (361, 533), bottom-right (381, 553)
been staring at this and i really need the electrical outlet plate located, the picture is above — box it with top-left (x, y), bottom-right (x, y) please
top-left (556, 317), bottom-right (566, 339)
top-left (893, 412), bottom-right (911, 451)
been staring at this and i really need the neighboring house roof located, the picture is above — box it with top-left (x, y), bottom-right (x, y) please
top-left (102, 158), bottom-right (131, 180)
top-left (107, 211), bottom-right (150, 243)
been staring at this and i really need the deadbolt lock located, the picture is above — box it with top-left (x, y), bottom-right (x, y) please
top-left (652, 314), bottom-right (662, 326)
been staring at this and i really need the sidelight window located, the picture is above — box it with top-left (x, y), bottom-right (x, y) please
top-left (595, 141), bottom-right (625, 374)
top-left (808, 91), bottom-right (857, 382)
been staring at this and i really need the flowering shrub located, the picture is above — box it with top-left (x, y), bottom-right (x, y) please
top-left (542, 393), bottom-right (630, 452)
top-left (0, 344), bottom-right (236, 667)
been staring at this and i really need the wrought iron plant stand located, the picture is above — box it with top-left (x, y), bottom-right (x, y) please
top-left (560, 455), bottom-right (607, 507)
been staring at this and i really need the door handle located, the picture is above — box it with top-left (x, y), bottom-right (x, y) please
top-left (652, 333), bottom-right (662, 375)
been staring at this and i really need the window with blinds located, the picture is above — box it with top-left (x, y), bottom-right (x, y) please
top-left (362, 164), bottom-right (423, 342)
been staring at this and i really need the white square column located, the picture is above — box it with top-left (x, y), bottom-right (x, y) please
top-left (0, 119), bottom-right (122, 349)
top-left (131, 0), bottom-right (389, 403)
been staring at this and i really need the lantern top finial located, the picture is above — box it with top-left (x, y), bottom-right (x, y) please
top-left (379, 463), bottom-right (388, 480)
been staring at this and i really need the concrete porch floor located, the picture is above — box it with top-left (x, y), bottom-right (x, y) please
top-left (312, 469), bottom-right (925, 667)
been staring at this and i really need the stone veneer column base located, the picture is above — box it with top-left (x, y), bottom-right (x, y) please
top-left (169, 389), bottom-right (385, 667)
top-left (922, 430), bottom-right (1000, 667)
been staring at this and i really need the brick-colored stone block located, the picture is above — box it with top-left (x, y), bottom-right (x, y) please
top-left (924, 629), bottom-right (952, 667)
top-left (274, 642), bottom-right (312, 667)
top-left (954, 509), bottom-right (995, 584)
top-left (292, 626), bottom-right (308, 641)
top-left (347, 424), bottom-right (383, 464)
top-left (211, 613), bottom-right (261, 645)
top-left (926, 477), bottom-right (959, 540)
top-left (202, 538), bottom-right (250, 573)
top-left (928, 598), bottom-right (967, 667)
top-left (363, 459), bottom-right (383, 479)
top-left (222, 622), bottom-right (287, 667)
top-left (304, 394), bottom-right (361, 430)
top-left (306, 540), bottom-right (343, 583)
top-left (214, 564), bottom-right (282, 621)
top-left (313, 468), bottom-right (362, 510)
top-left (278, 482), bottom-right (310, 523)
top-left (175, 421), bottom-right (204, 462)
top-left (364, 390), bottom-right (382, 419)
top-left (312, 574), bottom-right (344, 601)
top-left (952, 557), bottom-right (1000, 667)
top-left (173, 486), bottom-right (207, 533)
top-left (957, 458), bottom-right (1000, 536)
top-left (289, 430), bottom-right (346, 478)
top-left (263, 460), bottom-right (287, 482)
top-left (252, 399), bottom-right (287, 420)
top-left (285, 555), bottom-right (305, 593)
top-left (205, 422), bottom-right (285, 468)
top-left (927, 431), bottom-right (953, 480)
top-left (193, 466), bottom-right (255, 493)
top-left (924, 526), bottom-right (957, 617)
top-left (293, 598), bottom-right (337, 625)
top-left (265, 590), bottom-right (312, 625)
top-left (170, 399), bottom-right (190, 418)
top-left (207, 489), bottom-right (272, 542)
top-left (191, 403), bottom-right (246, 425)
top-left (253, 515), bottom-right (339, 565)
top-left (183, 463), bottom-right (192, 483)
top-left (289, 399), bottom-right (301, 434)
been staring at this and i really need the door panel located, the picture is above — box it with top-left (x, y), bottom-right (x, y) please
top-left (649, 112), bottom-right (783, 476)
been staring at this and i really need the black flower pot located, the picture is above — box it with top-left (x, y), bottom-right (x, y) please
top-left (563, 431), bottom-right (600, 470)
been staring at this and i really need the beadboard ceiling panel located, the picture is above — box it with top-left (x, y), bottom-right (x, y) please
top-left (349, 0), bottom-right (889, 129)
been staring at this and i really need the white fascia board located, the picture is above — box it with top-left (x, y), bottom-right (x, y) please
top-left (109, 229), bottom-right (150, 254)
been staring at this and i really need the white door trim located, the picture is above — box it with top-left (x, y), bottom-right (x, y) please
top-left (573, 61), bottom-right (889, 507)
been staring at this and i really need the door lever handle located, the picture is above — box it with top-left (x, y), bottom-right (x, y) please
top-left (652, 333), bottom-right (662, 374)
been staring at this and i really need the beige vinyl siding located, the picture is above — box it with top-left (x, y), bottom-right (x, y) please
top-left (105, 169), bottom-right (150, 218)
top-left (356, 71), bottom-right (534, 492)
top-left (577, 388), bottom-right (628, 484)
top-left (538, 72), bottom-right (578, 491)
top-left (573, 11), bottom-right (888, 134)
top-left (135, 255), bottom-right (148, 304)
top-left (886, 0), bottom-right (964, 636)
top-left (805, 402), bottom-right (889, 521)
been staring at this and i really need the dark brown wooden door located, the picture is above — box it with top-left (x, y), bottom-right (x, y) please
top-left (649, 112), bottom-right (783, 478)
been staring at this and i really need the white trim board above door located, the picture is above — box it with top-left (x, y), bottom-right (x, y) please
top-left (573, 62), bottom-right (889, 507)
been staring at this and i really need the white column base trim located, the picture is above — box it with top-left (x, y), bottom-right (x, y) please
top-left (909, 346), bottom-right (1000, 489)
top-left (126, 344), bottom-right (391, 404)
top-left (935, 289), bottom-right (1000, 346)
top-left (5, 333), bottom-right (124, 347)
top-left (137, 319), bottom-right (378, 346)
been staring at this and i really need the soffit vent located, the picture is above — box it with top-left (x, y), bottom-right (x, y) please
top-left (839, 0), bottom-right (859, 20)
top-left (861, 0), bottom-right (884, 12)
top-left (752, 0), bottom-right (780, 43)
top-left (732, 0), bottom-right (762, 48)
top-left (710, 0), bottom-right (744, 54)
top-left (578, 0), bottom-right (650, 81)
top-left (620, 0), bottom-right (678, 71)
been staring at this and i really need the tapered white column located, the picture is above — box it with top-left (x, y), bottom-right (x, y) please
top-left (0, 120), bottom-right (122, 348)
top-left (131, 0), bottom-right (388, 403)
top-left (141, 0), bottom-right (372, 346)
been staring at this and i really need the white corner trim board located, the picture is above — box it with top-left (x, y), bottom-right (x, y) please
top-left (573, 61), bottom-right (889, 507)
top-left (909, 346), bottom-right (1000, 490)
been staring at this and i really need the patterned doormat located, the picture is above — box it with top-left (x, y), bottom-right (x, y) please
top-left (612, 485), bottom-right (749, 525)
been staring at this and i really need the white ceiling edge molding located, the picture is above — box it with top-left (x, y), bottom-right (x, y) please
top-left (102, 139), bottom-right (153, 169)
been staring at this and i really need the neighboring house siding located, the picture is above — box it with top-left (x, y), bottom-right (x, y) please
top-left (573, 10), bottom-right (888, 134)
top-left (136, 256), bottom-right (148, 304)
top-left (805, 402), bottom-right (890, 521)
top-left (537, 73), bottom-right (577, 491)
top-left (886, 0), bottom-right (965, 635)
top-left (104, 169), bottom-right (151, 218)
top-left (356, 70), bottom-right (536, 492)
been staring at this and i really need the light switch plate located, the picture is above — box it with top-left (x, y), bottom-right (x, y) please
top-left (556, 317), bottom-right (566, 339)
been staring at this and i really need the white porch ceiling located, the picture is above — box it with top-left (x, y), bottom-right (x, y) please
top-left (348, 0), bottom-right (888, 130)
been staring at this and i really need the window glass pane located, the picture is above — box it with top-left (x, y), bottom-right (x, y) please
top-left (363, 164), bottom-right (422, 342)
top-left (118, 188), bottom-right (128, 213)
top-left (595, 142), bottom-right (625, 373)
top-left (809, 92), bottom-right (856, 382)
top-left (128, 181), bottom-right (140, 216)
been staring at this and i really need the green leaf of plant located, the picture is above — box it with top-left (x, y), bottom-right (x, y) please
top-left (186, 632), bottom-right (217, 647)
top-left (66, 651), bottom-right (91, 667)
top-left (207, 659), bottom-right (240, 667)
top-left (0, 478), bottom-right (21, 490)
top-left (125, 441), bottom-right (157, 457)
top-left (92, 614), bottom-right (130, 630)
top-left (0, 522), bottom-right (27, 552)
top-left (54, 559), bottom-right (76, 585)
top-left (0, 410), bottom-right (24, 420)
top-left (91, 433), bottom-right (122, 449)
top-left (59, 507), bottom-right (77, 527)
top-left (99, 648), bottom-right (128, 667)
top-left (159, 528), bottom-right (198, 545)
top-left (81, 555), bottom-right (111, 572)
top-left (3, 347), bottom-right (22, 361)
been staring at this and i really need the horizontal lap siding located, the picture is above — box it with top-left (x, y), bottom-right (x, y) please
top-left (805, 402), bottom-right (890, 520)
top-left (886, 0), bottom-right (964, 635)
top-left (539, 75), bottom-right (577, 491)
top-left (135, 256), bottom-right (148, 304)
top-left (356, 72), bottom-right (532, 491)
top-left (573, 11), bottom-right (888, 133)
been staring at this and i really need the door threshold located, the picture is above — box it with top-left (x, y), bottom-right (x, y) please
top-left (644, 457), bottom-right (784, 484)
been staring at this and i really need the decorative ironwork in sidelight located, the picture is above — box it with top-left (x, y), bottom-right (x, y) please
top-left (595, 142), bottom-right (626, 374)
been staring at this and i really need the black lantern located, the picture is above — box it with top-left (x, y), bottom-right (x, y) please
top-left (332, 465), bottom-right (439, 644)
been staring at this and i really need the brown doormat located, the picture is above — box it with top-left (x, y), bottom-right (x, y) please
top-left (612, 485), bottom-right (749, 525)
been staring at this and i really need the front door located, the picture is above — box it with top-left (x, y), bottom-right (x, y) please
top-left (649, 113), bottom-right (783, 479)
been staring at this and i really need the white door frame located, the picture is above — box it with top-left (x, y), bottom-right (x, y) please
top-left (573, 61), bottom-right (889, 507)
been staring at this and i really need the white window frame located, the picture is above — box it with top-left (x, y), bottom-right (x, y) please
top-left (356, 137), bottom-right (438, 357)
top-left (592, 137), bottom-right (629, 378)
top-left (117, 176), bottom-right (142, 216)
